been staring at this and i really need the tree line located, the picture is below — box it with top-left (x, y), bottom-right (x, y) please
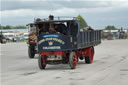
top-left (0, 24), bottom-right (27, 29)
top-left (0, 15), bottom-right (120, 30)
top-left (105, 25), bottom-right (119, 30)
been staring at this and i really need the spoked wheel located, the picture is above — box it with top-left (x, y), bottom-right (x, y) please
top-left (69, 52), bottom-right (77, 69)
top-left (38, 54), bottom-right (46, 69)
top-left (85, 47), bottom-right (94, 64)
top-left (28, 46), bottom-right (35, 58)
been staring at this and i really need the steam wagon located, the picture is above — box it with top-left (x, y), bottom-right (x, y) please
top-left (27, 15), bottom-right (101, 69)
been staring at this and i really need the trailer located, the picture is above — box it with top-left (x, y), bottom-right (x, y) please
top-left (27, 15), bottom-right (101, 69)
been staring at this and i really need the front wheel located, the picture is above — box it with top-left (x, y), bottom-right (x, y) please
top-left (38, 54), bottom-right (46, 69)
top-left (28, 45), bottom-right (35, 58)
top-left (69, 52), bottom-right (77, 69)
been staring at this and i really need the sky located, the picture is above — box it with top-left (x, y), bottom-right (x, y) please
top-left (0, 0), bottom-right (128, 29)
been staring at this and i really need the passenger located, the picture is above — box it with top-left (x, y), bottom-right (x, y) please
top-left (55, 24), bottom-right (66, 35)
top-left (49, 23), bottom-right (57, 33)
top-left (54, 25), bottom-right (60, 33)
top-left (60, 24), bottom-right (66, 35)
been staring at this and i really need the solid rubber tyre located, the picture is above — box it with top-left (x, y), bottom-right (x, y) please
top-left (85, 47), bottom-right (94, 64)
top-left (38, 54), bottom-right (46, 69)
top-left (69, 52), bottom-right (77, 69)
top-left (28, 46), bottom-right (35, 58)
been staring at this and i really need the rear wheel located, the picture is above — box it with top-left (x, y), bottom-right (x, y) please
top-left (38, 54), bottom-right (46, 69)
top-left (28, 45), bottom-right (35, 58)
top-left (69, 52), bottom-right (77, 69)
top-left (85, 47), bottom-right (94, 64)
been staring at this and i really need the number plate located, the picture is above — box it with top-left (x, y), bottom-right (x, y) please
top-left (47, 55), bottom-right (62, 61)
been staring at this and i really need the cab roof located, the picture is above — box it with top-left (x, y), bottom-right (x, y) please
top-left (35, 20), bottom-right (79, 24)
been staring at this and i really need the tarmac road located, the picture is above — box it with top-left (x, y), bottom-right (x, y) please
top-left (1, 40), bottom-right (128, 85)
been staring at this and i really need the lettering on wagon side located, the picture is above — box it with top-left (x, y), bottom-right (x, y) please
top-left (39, 38), bottom-right (65, 44)
top-left (43, 46), bottom-right (61, 49)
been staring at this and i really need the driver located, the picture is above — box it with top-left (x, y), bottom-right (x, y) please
top-left (49, 23), bottom-right (57, 33)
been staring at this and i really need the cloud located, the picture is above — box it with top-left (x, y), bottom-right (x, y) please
top-left (1, 8), bottom-right (77, 18)
top-left (2, 0), bottom-right (128, 11)
top-left (2, 0), bottom-right (128, 18)
top-left (1, 0), bottom-right (128, 29)
top-left (1, 8), bottom-right (78, 25)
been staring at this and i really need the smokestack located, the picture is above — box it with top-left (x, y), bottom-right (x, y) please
top-left (49, 15), bottom-right (54, 20)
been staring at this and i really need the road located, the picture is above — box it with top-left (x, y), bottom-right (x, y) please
top-left (1, 40), bottom-right (128, 85)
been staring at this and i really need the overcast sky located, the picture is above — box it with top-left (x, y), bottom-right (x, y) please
top-left (0, 0), bottom-right (128, 29)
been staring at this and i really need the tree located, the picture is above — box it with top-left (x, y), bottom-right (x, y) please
top-left (0, 24), bottom-right (2, 29)
top-left (6, 25), bottom-right (13, 29)
top-left (14, 26), bottom-right (27, 29)
top-left (2, 25), bottom-right (13, 29)
top-left (0, 25), bottom-right (27, 29)
top-left (76, 14), bottom-right (88, 29)
top-left (105, 25), bottom-right (118, 30)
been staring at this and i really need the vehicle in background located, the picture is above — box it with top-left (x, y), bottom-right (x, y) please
top-left (3, 33), bottom-right (16, 41)
top-left (101, 29), bottom-right (128, 40)
top-left (0, 33), bottom-right (7, 44)
top-left (26, 23), bottom-right (37, 58)
top-left (23, 33), bottom-right (29, 40)
top-left (119, 28), bottom-right (127, 39)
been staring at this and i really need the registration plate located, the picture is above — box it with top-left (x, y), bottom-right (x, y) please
top-left (47, 55), bottom-right (62, 61)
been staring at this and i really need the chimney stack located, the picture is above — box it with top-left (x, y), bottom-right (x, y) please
top-left (49, 15), bottom-right (54, 20)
